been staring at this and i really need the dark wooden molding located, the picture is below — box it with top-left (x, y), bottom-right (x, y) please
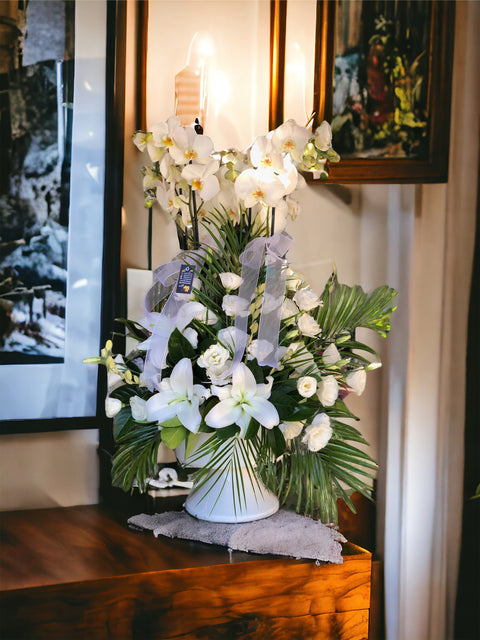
top-left (135, 0), bottom-right (148, 131)
top-left (269, 0), bottom-right (287, 130)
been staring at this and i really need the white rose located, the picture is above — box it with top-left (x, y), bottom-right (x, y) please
top-left (317, 375), bottom-right (339, 406)
top-left (105, 396), bottom-right (122, 418)
top-left (130, 396), bottom-right (148, 422)
top-left (302, 413), bottom-right (332, 451)
top-left (222, 295), bottom-right (250, 317)
top-left (323, 343), bottom-right (341, 366)
top-left (293, 288), bottom-right (321, 311)
top-left (346, 369), bottom-right (367, 395)
top-left (297, 376), bottom-right (317, 398)
top-left (247, 339), bottom-right (275, 362)
top-left (217, 326), bottom-right (238, 353)
top-left (286, 269), bottom-right (303, 291)
top-left (195, 307), bottom-right (219, 325)
top-left (107, 354), bottom-right (125, 392)
top-left (198, 344), bottom-right (230, 369)
top-left (314, 120), bottom-right (333, 151)
top-left (182, 327), bottom-right (198, 348)
top-left (281, 297), bottom-right (298, 323)
top-left (219, 272), bottom-right (243, 290)
top-left (205, 362), bottom-right (231, 384)
top-left (297, 313), bottom-right (321, 337)
top-left (279, 421), bottom-right (304, 440)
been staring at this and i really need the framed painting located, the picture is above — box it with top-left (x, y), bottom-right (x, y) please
top-left (270, 0), bottom-right (455, 183)
top-left (0, 0), bottom-right (125, 433)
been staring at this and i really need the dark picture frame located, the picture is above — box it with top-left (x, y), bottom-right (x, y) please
top-left (0, 0), bottom-right (125, 434)
top-left (270, 0), bottom-right (455, 183)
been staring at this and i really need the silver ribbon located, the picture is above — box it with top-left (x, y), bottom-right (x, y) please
top-left (220, 230), bottom-right (293, 378)
top-left (142, 231), bottom-right (292, 389)
top-left (142, 251), bottom-right (204, 390)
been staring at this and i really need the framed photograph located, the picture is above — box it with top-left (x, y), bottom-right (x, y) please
top-left (270, 0), bottom-right (455, 183)
top-left (0, 0), bottom-right (124, 433)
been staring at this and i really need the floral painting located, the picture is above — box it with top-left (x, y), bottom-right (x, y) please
top-left (331, 0), bottom-right (431, 159)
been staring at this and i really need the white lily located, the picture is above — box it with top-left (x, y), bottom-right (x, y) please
top-left (146, 358), bottom-right (208, 433)
top-left (205, 363), bottom-right (279, 437)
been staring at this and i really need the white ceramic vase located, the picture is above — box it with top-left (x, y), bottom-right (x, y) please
top-left (176, 434), bottom-right (279, 524)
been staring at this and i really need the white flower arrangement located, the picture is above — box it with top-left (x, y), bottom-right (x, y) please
top-left (86, 115), bottom-right (397, 523)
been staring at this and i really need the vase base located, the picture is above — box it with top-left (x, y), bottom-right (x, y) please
top-left (184, 468), bottom-right (279, 524)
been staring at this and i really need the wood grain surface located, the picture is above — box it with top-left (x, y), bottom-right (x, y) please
top-left (0, 505), bottom-right (371, 640)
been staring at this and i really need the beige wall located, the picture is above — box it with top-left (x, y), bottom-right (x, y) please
top-left (0, 429), bottom-right (99, 511)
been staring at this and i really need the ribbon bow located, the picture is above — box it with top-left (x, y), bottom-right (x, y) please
top-left (219, 230), bottom-right (293, 378)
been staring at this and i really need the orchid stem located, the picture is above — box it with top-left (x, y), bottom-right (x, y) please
top-left (147, 208), bottom-right (152, 270)
top-left (271, 207), bottom-right (275, 236)
top-left (191, 190), bottom-right (200, 249)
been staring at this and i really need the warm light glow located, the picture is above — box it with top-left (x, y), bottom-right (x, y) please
top-left (285, 42), bottom-right (308, 124)
top-left (210, 70), bottom-right (232, 117)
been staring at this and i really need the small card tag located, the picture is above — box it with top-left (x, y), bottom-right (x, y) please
top-left (175, 264), bottom-right (195, 294)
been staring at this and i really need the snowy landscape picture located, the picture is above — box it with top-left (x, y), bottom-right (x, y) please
top-left (0, 1), bottom-right (74, 364)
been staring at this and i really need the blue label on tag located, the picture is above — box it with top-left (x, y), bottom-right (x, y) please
top-left (176, 265), bottom-right (195, 294)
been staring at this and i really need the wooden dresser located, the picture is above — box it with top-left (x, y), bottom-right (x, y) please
top-left (0, 504), bottom-right (372, 639)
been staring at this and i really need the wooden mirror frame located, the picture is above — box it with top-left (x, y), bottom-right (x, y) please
top-left (270, 0), bottom-right (456, 184)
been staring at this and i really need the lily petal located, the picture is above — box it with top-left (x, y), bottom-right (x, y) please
top-left (177, 399), bottom-right (202, 433)
top-left (169, 358), bottom-right (193, 395)
top-left (243, 397), bottom-right (279, 430)
top-left (146, 395), bottom-right (178, 423)
top-left (205, 398), bottom-right (242, 429)
top-left (231, 363), bottom-right (257, 401)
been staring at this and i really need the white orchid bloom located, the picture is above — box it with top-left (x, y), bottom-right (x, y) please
top-left (146, 116), bottom-right (182, 161)
top-left (159, 152), bottom-right (182, 183)
top-left (146, 358), bottom-right (208, 433)
top-left (250, 135), bottom-right (285, 172)
top-left (234, 167), bottom-right (287, 208)
top-left (156, 182), bottom-right (179, 214)
top-left (181, 158), bottom-right (220, 201)
top-left (132, 130), bottom-right (152, 152)
top-left (272, 119), bottom-right (310, 163)
top-left (276, 153), bottom-right (299, 195)
top-left (205, 363), bottom-right (279, 437)
top-left (170, 126), bottom-right (214, 165)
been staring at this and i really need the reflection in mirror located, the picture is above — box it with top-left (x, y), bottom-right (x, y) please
top-left (146, 0), bottom-right (270, 151)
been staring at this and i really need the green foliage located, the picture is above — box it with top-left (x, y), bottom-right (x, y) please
top-left (167, 328), bottom-right (196, 365)
top-left (317, 270), bottom-right (397, 340)
top-left (111, 420), bottom-right (163, 492)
